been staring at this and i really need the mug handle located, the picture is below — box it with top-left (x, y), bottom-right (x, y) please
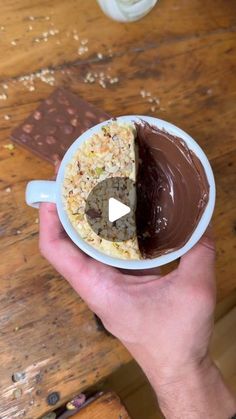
top-left (25, 180), bottom-right (56, 208)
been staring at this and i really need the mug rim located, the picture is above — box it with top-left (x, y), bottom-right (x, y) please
top-left (56, 115), bottom-right (216, 269)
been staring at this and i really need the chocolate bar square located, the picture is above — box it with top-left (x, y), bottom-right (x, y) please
top-left (11, 88), bottom-right (110, 164)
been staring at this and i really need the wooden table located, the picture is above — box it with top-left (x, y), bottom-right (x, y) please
top-left (72, 392), bottom-right (130, 419)
top-left (0, 0), bottom-right (235, 417)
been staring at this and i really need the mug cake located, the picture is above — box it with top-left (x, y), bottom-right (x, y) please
top-left (62, 120), bottom-right (209, 260)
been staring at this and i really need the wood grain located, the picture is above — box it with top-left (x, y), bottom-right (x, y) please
top-left (0, 0), bottom-right (235, 418)
top-left (71, 392), bottom-right (130, 419)
top-left (0, 0), bottom-right (236, 79)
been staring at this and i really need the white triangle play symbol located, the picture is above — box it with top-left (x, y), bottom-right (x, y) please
top-left (108, 197), bottom-right (131, 223)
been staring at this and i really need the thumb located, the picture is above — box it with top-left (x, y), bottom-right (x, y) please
top-left (39, 202), bottom-right (117, 306)
top-left (178, 227), bottom-right (216, 280)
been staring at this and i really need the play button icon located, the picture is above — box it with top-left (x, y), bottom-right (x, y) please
top-left (85, 177), bottom-right (136, 242)
top-left (108, 198), bottom-right (131, 223)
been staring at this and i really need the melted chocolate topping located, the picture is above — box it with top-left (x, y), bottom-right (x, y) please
top-left (135, 122), bottom-right (209, 258)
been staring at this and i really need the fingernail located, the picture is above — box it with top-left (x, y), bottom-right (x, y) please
top-left (40, 202), bottom-right (56, 210)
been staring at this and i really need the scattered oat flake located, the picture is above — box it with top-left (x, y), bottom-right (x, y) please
top-left (78, 45), bottom-right (88, 56)
top-left (13, 388), bottom-right (22, 399)
top-left (35, 218), bottom-right (39, 224)
top-left (33, 28), bottom-right (59, 44)
top-left (4, 114), bottom-right (11, 120)
top-left (14, 326), bottom-right (19, 332)
top-left (110, 77), bottom-right (119, 84)
top-left (3, 143), bottom-right (14, 150)
top-left (140, 89), bottom-right (161, 112)
top-left (29, 16), bottom-right (35, 21)
top-left (97, 52), bottom-right (103, 60)
top-left (2, 83), bottom-right (8, 90)
top-left (140, 89), bottom-right (146, 98)
top-left (45, 16), bottom-right (50, 20)
top-left (28, 25), bottom-right (33, 30)
top-left (99, 80), bottom-right (106, 88)
top-left (16, 68), bottom-right (56, 90)
top-left (73, 34), bottom-right (79, 41)
top-left (49, 28), bottom-right (59, 36)
top-left (16, 230), bottom-right (21, 235)
top-left (140, 89), bottom-right (151, 97)
top-left (5, 187), bottom-right (11, 193)
top-left (81, 38), bottom-right (88, 45)
top-left (1, 26), bottom-right (5, 31)
top-left (0, 93), bottom-right (8, 100)
top-left (84, 70), bottom-right (119, 88)
top-left (11, 40), bottom-right (17, 46)
top-left (84, 72), bottom-right (95, 83)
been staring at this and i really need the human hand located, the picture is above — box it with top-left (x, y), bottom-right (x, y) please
top-left (39, 204), bottom-right (236, 418)
top-left (39, 202), bottom-right (215, 376)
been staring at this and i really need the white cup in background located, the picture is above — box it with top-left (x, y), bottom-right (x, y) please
top-left (25, 115), bottom-right (215, 270)
top-left (96, 0), bottom-right (158, 22)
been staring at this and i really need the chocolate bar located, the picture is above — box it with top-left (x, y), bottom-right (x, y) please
top-left (11, 88), bottom-right (110, 164)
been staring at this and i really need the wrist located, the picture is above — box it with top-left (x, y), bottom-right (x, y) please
top-left (156, 358), bottom-right (236, 419)
top-left (152, 354), bottom-right (214, 393)
top-left (123, 341), bottom-right (236, 419)
top-left (123, 340), bottom-right (213, 391)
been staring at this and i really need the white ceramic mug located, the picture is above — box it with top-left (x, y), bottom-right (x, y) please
top-left (96, 0), bottom-right (158, 22)
top-left (26, 115), bottom-right (216, 270)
